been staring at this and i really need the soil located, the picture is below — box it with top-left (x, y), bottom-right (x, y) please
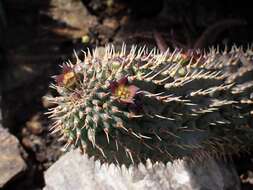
top-left (1, 0), bottom-right (253, 189)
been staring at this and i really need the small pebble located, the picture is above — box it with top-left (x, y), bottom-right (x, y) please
top-left (81, 35), bottom-right (90, 44)
top-left (26, 114), bottom-right (43, 135)
top-left (22, 137), bottom-right (34, 150)
top-left (36, 152), bottom-right (47, 163)
top-left (103, 18), bottom-right (120, 31)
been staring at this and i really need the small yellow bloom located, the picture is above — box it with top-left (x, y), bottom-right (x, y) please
top-left (63, 71), bottom-right (76, 87)
top-left (110, 77), bottom-right (139, 103)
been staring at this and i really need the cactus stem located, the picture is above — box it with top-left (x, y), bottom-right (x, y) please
top-left (47, 44), bottom-right (253, 165)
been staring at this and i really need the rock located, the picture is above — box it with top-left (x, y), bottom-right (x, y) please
top-left (0, 93), bottom-right (27, 187)
top-left (21, 135), bottom-right (44, 153)
top-left (26, 114), bottom-right (43, 135)
top-left (96, 18), bottom-right (120, 45)
top-left (241, 170), bottom-right (253, 185)
top-left (21, 137), bottom-right (35, 150)
top-left (102, 18), bottom-right (120, 31)
top-left (81, 35), bottom-right (90, 44)
top-left (0, 127), bottom-right (27, 188)
top-left (49, 0), bottom-right (98, 38)
top-left (44, 150), bottom-right (240, 190)
top-left (0, 94), bottom-right (2, 124)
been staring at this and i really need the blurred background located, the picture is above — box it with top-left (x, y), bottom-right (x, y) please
top-left (0, 0), bottom-right (253, 189)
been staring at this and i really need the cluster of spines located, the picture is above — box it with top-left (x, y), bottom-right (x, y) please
top-left (46, 44), bottom-right (253, 164)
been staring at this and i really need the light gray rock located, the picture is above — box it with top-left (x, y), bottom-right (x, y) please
top-left (0, 94), bottom-right (27, 188)
top-left (0, 126), bottom-right (27, 188)
top-left (44, 150), bottom-right (240, 190)
top-left (0, 95), bottom-right (2, 124)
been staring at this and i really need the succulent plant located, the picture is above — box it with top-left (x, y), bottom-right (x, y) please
top-left (46, 44), bottom-right (253, 165)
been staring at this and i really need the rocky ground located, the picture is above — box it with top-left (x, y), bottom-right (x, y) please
top-left (1, 0), bottom-right (253, 189)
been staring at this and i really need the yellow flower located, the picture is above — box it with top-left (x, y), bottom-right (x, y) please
top-left (55, 65), bottom-right (76, 88)
top-left (110, 77), bottom-right (139, 103)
